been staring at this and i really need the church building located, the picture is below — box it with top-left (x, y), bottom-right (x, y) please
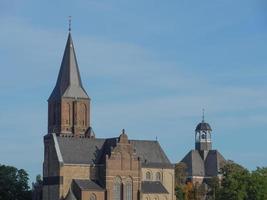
top-left (42, 31), bottom-right (175, 200)
top-left (180, 115), bottom-right (226, 184)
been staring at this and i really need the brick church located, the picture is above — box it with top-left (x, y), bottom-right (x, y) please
top-left (42, 31), bottom-right (176, 200)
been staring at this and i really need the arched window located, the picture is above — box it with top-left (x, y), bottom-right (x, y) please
top-left (155, 172), bottom-right (161, 181)
top-left (113, 177), bottom-right (122, 200)
top-left (146, 171), bottom-right (151, 180)
top-left (125, 178), bottom-right (132, 200)
top-left (79, 103), bottom-right (87, 126)
top-left (63, 103), bottom-right (70, 125)
top-left (89, 193), bottom-right (96, 200)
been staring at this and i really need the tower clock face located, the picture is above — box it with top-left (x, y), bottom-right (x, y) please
top-left (201, 134), bottom-right (206, 139)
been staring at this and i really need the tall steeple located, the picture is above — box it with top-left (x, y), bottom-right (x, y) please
top-left (48, 30), bottom-right (91, 136)
top-left (48, 33), bottom-right (89, 101)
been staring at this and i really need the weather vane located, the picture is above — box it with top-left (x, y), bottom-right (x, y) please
top-left (68, 16), bottom-right (72, 32)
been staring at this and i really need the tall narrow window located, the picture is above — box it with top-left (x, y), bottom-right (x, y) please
top-left (113, 177), bottom-right (122, 200)
top-left (79, 103), bottom-right (87, 126)
top-left (155, 172), bottom-right (161, 181)
top-left (146, 171), bottom-right (151, 180)
top-left (63, 103), bottom-right (70, 125)
top-left (125, 178), bottom-right (132, 200)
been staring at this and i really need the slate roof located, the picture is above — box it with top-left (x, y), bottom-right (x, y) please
top-left (49, 33), bottom-right (89, 101)
top-left (205, 150), bottom-right (225, 176)
top-left (181, 150), bottom-right (205, 176)
top-left (141, 181), bottom-right (169, 194)
top-left (53, 135), bottom-right (171, 167)
top-left (73, 179), bottom-right (104, 191)
top-left (130, 140), bottom-right (171, 164)
top-left (56, 136), bottom-right (107, 164)
top-left (195, 122), bottom-right (212, 132)
top-left (181, 150), bottom-right (226, 177)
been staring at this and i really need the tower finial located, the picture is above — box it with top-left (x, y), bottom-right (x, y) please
top-left (68, 16), bottom-right (72, 32)
top-left (202, 108), bottom-right (205, 122)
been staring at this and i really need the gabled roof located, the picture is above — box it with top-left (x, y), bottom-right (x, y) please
top-left (181, 150), bottom-right (205, 176)
top-left (49, 33), bottom-right (89, 101)
top-left (141, 181), bottom-right (169, 194)
top-left (181, 149), bottom-right (226, 177)
top-left (205, 150), bottom-right (226, 176)
top-left (50, 135), bottom-right (171, 167)
top-left (55, 136), bottom-right (114, 164)
top-left (130, 140), bottom-right (171, 164)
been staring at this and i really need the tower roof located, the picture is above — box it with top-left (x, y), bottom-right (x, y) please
top-left (119, 129), bottom-right (129, 143)
top-left (195, 122), bottom-right (212, 132)
top-left (48, 33), bottom-right (89, 101)
top-left (195, 109), bottom-right (212, 132)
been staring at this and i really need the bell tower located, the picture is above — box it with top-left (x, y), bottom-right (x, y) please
top-left (195, 110), bottom-right (212, 151)
top-left (47, 30), bottom-right (91, 137)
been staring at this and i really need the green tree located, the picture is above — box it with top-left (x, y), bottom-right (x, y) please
top-left (35, 174), bottom-right (42, 184)
top-left (191, 183), bottom-right (206, 200)
top-left (175, 162), bottom-right (187, 200)
top-left (217, 162), bottom-right (249, 200)
top-left (0, 164), bottom-right (32, 200)
top-left (206, 176), bottom-right (220, 200)
top-left (175, 185), bottom-right (185, 200)
top-left (175, 162), bottom-right (187, 185)
top-left (247, 167), bottom-right (267, 200)
top-left (184, 182), bottom-right (194, 200)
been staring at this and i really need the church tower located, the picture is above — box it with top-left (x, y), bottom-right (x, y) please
top-left (195, 111), bottom-right (212, 151)
top-left (47, 31), bottom-right (91, 137)
top-left (180, 111), bottom-right (226, 184)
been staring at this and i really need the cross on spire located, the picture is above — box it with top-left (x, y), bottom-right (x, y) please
top-left (68, 16), bottom-right (72, 32)
top-left (48, 30), bottom-right (89, 101)
top-left (202, 108), bottom-right (205, 122)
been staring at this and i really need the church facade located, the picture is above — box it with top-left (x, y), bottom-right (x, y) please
top-left (42, 32), bottom-right (175, 200)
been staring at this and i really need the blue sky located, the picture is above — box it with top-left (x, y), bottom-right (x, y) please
top-left (0, 0), bottom-right (267, 183)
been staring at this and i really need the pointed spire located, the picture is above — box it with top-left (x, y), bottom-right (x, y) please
top-left (48, 33), bottom-right (89, 101)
